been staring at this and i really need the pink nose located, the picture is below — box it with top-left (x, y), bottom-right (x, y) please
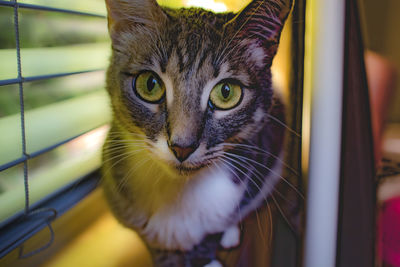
top-left (170, 144), bottom-right (196, 162)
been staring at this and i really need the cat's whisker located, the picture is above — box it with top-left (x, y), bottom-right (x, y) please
top-left (116, 159), bottom-right (150, 193)
top-left (224, 153), bottom-right (274, 245)
top-left (102, 137), bottom-right (155, 148)
top-left (106, 130), bottom-right (146, 135)
top-left (102, 145), bottom-right (149, 157)
top-left (254, 205), bottom-right (269, 247)
top-left (217, 156), bottom-right (270, 206)
top-left (214, 160), bottom-right (245, 233)
top-left (223, 152), bottom-right (304, 199)
top-left (102, 144), bottom-right (149, 152)
top-left (271, 184), bottom-right (300, 207)
top-left (153, 162), bottom-right (163, 187)
top-left (220, 142), bottom-right (299, 176)
top-left (212, 161), bottom-right (243, 224)
top-left (266, 199), bottom-right (274, 245)
top-left (103, 134), bottom-right (150, 140)
top-left (220, 154), bottom-right (279, 247)
top-left (102, 140), bottom-right (150, 147)
top-left (220, 151), bottom-right (301, 233)
top-left (106, 131), bottom-right (150, 139)
top-left (219, 152), bottom-right (300, 233)
top-left (102, 141), bottom-right (151, 149)
top-left (265, 113), bottom-right (301, 138)
top-left (270, 193), bottom-right (296, 234)
top-left (116, 157), bottom-right (151, 193)
top-left (105, 133), bottom-right (153, 143)
top-left (220, 155), bottom-right (273, 208)
top-left (217, 155), bottom-right (274, 247)
top-left (102, 148), bottom-right (148, 175)
top-left (102, 150), bottom-right (149, 162)
top-left (102, 143), bottom-right (152, 150)
top-left (102, 147), bottom-right (146, 164)
top-left (234, 153), bottom-right (300, 215)
top-left (104, 134), bottom-right (150, 142)
top-left (102, 154), bottom-right (145, 178)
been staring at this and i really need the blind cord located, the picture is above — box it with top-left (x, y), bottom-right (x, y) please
top-left (19, 222), bottom-right (55, 259)
top-left (12, 0), bottom-right (56, 258)
top-left (12, 0), bottom-right (29, 214)
top-left (18, 208), bottom-right (58, 259)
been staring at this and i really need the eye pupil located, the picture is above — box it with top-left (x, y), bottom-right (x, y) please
top-left (221, 84), bottom-right (230, 99)
top-left (147, 76), bottom-right (157, 92)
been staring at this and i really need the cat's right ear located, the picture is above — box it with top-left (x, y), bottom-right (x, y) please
top-left (105, 0), bottom-right (166, 42)
top-left (224, 0), bottom-right (292, 62)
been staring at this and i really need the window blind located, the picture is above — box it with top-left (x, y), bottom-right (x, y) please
top-left (0, 0), bottom-right (110, 258)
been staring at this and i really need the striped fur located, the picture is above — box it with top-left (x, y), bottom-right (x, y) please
top-left (102, 0), bottom-right (292, 266)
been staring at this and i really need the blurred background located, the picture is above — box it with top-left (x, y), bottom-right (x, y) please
top-left (362, 0), bottom-right (400, 123)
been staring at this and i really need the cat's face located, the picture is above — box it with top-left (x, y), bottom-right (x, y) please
top-left (105, 0), bottom-right (291, 174)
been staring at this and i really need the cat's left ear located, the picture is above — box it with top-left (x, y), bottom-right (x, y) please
top-left (105, 0), bottom-right (167, 42)
top-left (227, 0), bottom-right (292, 56)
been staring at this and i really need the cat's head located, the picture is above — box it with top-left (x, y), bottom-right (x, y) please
top-left (105, 0), bottom-right (291, 174)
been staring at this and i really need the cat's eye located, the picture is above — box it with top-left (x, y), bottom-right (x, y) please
top-left (133, 71), bottom-right (165, 103)
top-left (209, 82), bottom-right (243, 110)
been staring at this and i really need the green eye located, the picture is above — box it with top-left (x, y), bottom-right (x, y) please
top-left (209, 82), bottom-right (242, 110)
top-left (133, 71), bottom-right (165, 103)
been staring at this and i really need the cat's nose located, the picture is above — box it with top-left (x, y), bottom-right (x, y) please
top-left (169, 143), bottom-right (197, 162)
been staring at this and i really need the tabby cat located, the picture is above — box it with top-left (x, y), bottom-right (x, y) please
top-left (102, 0), bottom-right (292, 266)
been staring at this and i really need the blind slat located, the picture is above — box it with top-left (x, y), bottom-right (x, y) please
top-left (0, 141), bottom-right (103, 223)
top-left (0, 0), bottom-right (106, 18)
top-left (0, 43), bottom-right (110, 80)
top-left (0, 172), bottom-right (100, 258)
top-left (0, 70), bottom-right (103, 86)
top-left (0, 90), bottom-right (110, 166)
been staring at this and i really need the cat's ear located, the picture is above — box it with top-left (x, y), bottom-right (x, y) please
top-left (227, 0), bottom-right (292, 56)
top-left (105, 0), bottom-right (167, 41)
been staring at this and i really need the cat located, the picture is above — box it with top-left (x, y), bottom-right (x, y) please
top-left (102, 0), bottom-right (293, 266)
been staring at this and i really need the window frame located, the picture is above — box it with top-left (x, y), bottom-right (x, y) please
top-left (0, 0), bottom-right (108, 259)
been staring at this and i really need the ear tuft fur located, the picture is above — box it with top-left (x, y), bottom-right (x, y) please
top-left (228, 0), bottom-right (292, 46)
top-left (105, 0), bottom-right (167, 41)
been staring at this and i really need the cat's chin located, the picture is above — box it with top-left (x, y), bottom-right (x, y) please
top-left (171, 162), bottom-right (209, 176)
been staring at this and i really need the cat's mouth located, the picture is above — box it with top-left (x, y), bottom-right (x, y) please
top-left (172, 162), bottom-right (210, 175)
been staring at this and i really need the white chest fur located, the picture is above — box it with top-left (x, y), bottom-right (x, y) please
top-left (141, 165), bottom-right (246, 250)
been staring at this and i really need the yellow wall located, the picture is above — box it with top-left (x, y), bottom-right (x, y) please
top-left (159, 0), bottom-right (250, 12)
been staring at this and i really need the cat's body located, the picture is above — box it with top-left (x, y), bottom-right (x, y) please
top-left (102, 98), bottom-right (284, 250)
top-left (102, 0), bottom-right (292, 266)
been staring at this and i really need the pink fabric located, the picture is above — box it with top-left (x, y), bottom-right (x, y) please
top-left (379, 197), bottom-right (400, 266)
